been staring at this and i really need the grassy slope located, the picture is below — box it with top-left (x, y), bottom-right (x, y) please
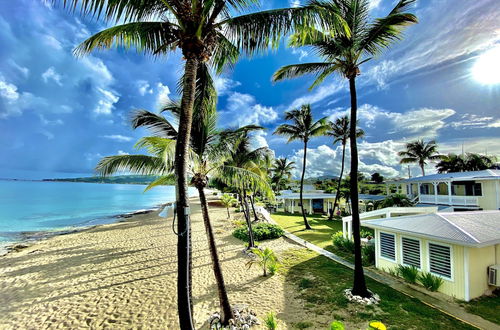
top-left (462, 293), bottom-right (500, 325)
top-left (281, 248), bottom-right (475, 329)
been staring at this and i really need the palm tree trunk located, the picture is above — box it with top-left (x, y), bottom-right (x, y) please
top-left (300, 140), bottom-right (312, 229)
top-left (331, 143), bottom-right (346, 220)
top-left (249, 195), bottom-right (259, 222)
top-left (196, 184), bottom-right (234, 325)
top-left (226, 207), bottom-right (231, 219)
top-left (241, 190), bottom-right (255, 248)
top-left (348, 76), bottom-right (369, 298)
top-left (420, 163), bottom-right (425, 176)
top-left (175, 57), bottom-right (198, 329)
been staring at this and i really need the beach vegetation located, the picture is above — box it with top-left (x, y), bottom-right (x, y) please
top-left (436, 152), bottom-right (497, 173)
top-left (325, 116), bottom-right (364, 219)
top-left (273, 0), bottom-right (418, 298)
top-left (398, 140), bottom-right (443, 176)
top-left (330, 320), bottom-right (345, 330)
top-left (417, 272), bottom-right (444, 292)
top-left (233, 223), bottom-right (283, 242)
top-left (273, 104), bottom-right (329, 230)
top-left (270, 158), bottom-right (296, 193)
top-left (362, 244), bottom-right (375, 266)
top-left (220, 194), bottom-right (237, 219)
top-left (246, 247), bottom-right (279, 277)
top-left (264, 312), bottom-right (278, 330)
top-left (293, 321), bottom-right (314, 329)
top-left (373, 193), bottom-right (414, 209)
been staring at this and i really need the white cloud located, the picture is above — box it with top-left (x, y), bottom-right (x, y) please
top-left (101, 134), bottom-right (132, 142)
top-left (43, 34), bottom-right (62, 50)
top-left (8, 60), bottom-right (29, 78)
top-left (0, 75), bottom-right (47, 119)
top-left (250, 130), bottom-right (269, 149)
top-left (156, 82), bottom-right (171, 107)
top-left (39, 129), bottom-right (54, 140)
top-left (220, 92), bottom-right (278, 127)
top-left (39, 114), bottom-right (63, 125)
top-left (80, 57), bottom-right (114, 85)
top-left (0, 76), bottom-right (19, 102)
top-left (450, 113), bottom-right (500, 129)
top-left (288, 81), bottom-right (346, 110)
top-left (117, 150), bottom-right (129, 155)
top-left (291, 48), bottom-right (309, 61)
top-left (42, 67), bottom-right (62, 85)
top-left (363, 60), bottom-right (397, 90)
top-left (214, 76), bottom-right (241, 95)
top-left (137, 80), bottom-right (153, 96)
top-left (94, 88), bottom-right (119, 116)
top-left (289, 0), bottom-right (301, 8)
top-left (369, 0), bottom-right (381, 9)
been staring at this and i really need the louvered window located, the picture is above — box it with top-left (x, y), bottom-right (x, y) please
top-left (380, 232), bottom-right (395, 260)
top-left (402, 237), bottom-right (421, 268)
top-left (429, 243), bottom-right (452, 278)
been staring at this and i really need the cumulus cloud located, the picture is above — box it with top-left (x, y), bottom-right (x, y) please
top-left (41, 67), bottom-right (62, 85)
top-left (39, 114), bottom-right (63, 125)
top-left (214, 76), bottom-right (241, 95)
top-left (137, 80), bottom-right (153, 96)
top-left (117, 150), bottom-right (129, 155)
top-left (94, 88), bottom-right (120, 116)
top-left (220, 92), bottom-right (278, 127)
top-left (291, 48), bottom-right (309, 61)
top-left (156, 82), bottom-right (171, 107)
top-left (289, 0), bottom-right (301, 7)
top-left (101, 134), bottom-right (132, 142)
top-left (250, 130), bottom-right (269, 149)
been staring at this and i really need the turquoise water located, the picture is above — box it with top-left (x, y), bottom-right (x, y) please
top-left (0, 180), bottom-right (194, 249)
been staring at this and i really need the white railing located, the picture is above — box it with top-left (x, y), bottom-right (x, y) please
top-left (419, 194), bottom-right (478, 206)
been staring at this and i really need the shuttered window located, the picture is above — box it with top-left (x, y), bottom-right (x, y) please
top-left (429, 243), bottom-right (452, 278)
top-left (380, 232), bottom-right (395, 260)
top-left (402, 237), bottom-right (421, 268)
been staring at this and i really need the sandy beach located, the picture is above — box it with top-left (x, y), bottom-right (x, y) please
top-left (0, 194), bottom-right (310, 329)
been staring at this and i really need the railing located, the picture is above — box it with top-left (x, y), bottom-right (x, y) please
top-left (419, 194), bottom-right (478, 206)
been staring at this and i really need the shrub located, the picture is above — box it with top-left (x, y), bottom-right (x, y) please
top-left (368, 321), bottom-right (387, 330)
top-left (330, 321), bottom-right (345, 330)
top-left (362, 244), bottom-right (375, 265)
top-left (398, 265), bottom-right (419, 284)
top-left (418, 272), bottom-right (444, 291)
top-left (233, 223), bottom-right (284, 242)
top-left (246, 247), bottom-right (279, 277)
top-left (331, 231), bottom-right (355, 253)
top-left (298, 278), bottom-right (313, 289)
top-left (387, 267), bottom-right (400, 277)
top-left (360, 229), bottom-right (373, 239)
top-left (264, 312), bottom-right (278, 330)
top-left (267, 260), bottom-right (281, 276)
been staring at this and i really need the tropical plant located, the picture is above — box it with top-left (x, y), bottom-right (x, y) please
top-left (246, 247), bottom-right (279, 277)
top-left (233, 223), bottom-right (283, 242)
top-left (330, 320), bottom-right (345, 330)
top-left (436, 153), bottom-right (496, 173)
top-left (397, 264), bottom-right (419, 284)
top-left (60, 1), bottom-right (347, 326)
top-left (371, 172), bottom-right (384, 184)
top-left (398, 140), bottom-right (443, 176)
top-left (220, 193), bottom-right (237, 219)
top-left (368, 321), bottom-right (387, 330)
top-left (374, 193), bottom-right (414, 209)
top-left (325, 115), bottom-right (364, 219)
top-left (417, 272), bottom-right (444, 292)
top-left (332, 231), bottom-right (355, 253)
top-left (273, 104), bottom-right (328, 229)
top-left (271, 157), bottom-right (296, 193)
top-left (264, 312), bottom-right (278, 330)
top-left (273, 0), bottom-right (417, 298)
top-left (362, 244), bottom-right (375, 265)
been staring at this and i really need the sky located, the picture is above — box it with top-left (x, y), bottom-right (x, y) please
top-left (0, 0), bottom-right (499, 179)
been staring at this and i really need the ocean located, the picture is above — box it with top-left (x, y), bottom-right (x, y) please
top-left (0, 180), bottom-right (195, 252)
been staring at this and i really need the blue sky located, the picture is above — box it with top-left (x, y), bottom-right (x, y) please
top-left (1, 0), bottom-right (499, 179)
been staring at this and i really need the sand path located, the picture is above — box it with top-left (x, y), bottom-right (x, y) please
top-left (0, 195), bottom-right (307, 329)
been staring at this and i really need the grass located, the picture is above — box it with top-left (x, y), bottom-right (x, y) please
top-left (462, 292), bottom-right (500, 325)
top-left (281, 248), bottom-right (476, 330)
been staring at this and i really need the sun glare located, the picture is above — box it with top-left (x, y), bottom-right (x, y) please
top-left (472, 45), bottom-right (500, 85)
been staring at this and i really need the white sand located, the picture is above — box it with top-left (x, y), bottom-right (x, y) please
top-left (0, 195), bottom-right (314, 329)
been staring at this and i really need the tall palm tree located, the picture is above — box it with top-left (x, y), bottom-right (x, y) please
top-left (398, 140), bottom-right (442, 176)
top-left (325, 116), bottom-right (364, 219)
top-left (272, 0), bottom-right (417, 297)
top-left (58, 1), bottom-right (346, 326)
top-left (273, 104), bottom-right (327, 230)
top-left (271, 158), bottom-right (296, 193)
top-left (436, 153), bottom-right (496, 173)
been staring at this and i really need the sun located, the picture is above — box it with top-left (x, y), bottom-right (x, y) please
top-left (472, 45), bottom-right (500, 85)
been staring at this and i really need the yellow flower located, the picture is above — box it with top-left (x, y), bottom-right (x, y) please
top-left (369, 321), bottom-right (386, 330)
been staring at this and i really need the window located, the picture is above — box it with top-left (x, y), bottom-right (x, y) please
top-left (401, 237), bottom-right (421, 268)
top-left (473, 183), bottom-right (482, 196)
top-left (420, 184), bottom-right (430, 194)
top-left (428, 243), bottom-right (452, 279)
top-left (380, 232), bottom-right (396, 261)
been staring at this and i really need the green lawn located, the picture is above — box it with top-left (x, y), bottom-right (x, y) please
top-left (281, 248), bottom-right (475, 329)
top-left (462, 292), bottom-right (500, 325)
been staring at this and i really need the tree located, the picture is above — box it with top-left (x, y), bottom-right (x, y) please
top-left (273, 0), bottom-right (417, 297)
top-left (270, 158), bottom-right (296, 193)
top-left (398, 140), bottom-right (443, 176)
top-left (325, 116), bottom-right (364, 219)
top-left (436, 153), bottom-right (496, 173)
top-left (374, 193), bottom-right (414, 209)
top-left (273, 104), bottom-right (328, 230)
top-left (220, 194), bottom-right (237, 219)
top-left (59, 1), bottom-right (345, 326)
top-left (371, 172), bottom-right (384, 184)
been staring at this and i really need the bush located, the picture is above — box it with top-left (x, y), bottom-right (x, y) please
top-left (360, 229), bottom-right (373, 239)
top-left (362, 244), bottom-right (375, 265)
top-left (397, 265), bottom-right (419, 284)
top-left (233, 223), bottom-right (284, 242)
top-left (264, 312), bottom-right (278, 330)
top-left (246, 247), bottom-right (280, 277)
top-left (331, 231), bottom-right (355, 253)
top-left (330, 321), bottom-right (345, 330)
top-left (418, 272), bottom-right (444, 291)
top-left (267, 260), bottom-right (281, 276)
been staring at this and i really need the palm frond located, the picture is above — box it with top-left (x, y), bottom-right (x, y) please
top-left (95, 154), bottom-right (168, 176)
top-left (131, 109), bottom-right (178, 138)
top-left (272, 63), bottom-right (336, 82)
top-left (144, 174), bottom-right (176, 192)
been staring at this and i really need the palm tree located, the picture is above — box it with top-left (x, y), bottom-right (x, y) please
top-left (436, 153), bottom-right (466, 173)
top-left (398, 140), bottom-right (442, 176)
top-left (59, 1), bottom-right (346, 325)
top-left (272, 0), bottom-right (417, 297)
top-left (325, 116), bottom-right (364, 219)
top-left (374, 193), bottom-right (414, 209)
top-left (436, 153), bottom-right (496, 173)
top-left (270, 158), bottom-right (296, 193)
top-left (220, 194), bottom-right (237, 219)
top-left (273, 104), bottom-right (327, 230)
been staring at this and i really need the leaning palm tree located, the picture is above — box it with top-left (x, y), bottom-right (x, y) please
top-left (271, 158), bottom-right (296, 193)
top-left (326, 116), bottom-right (364, 219)
top-left (272, 0), bottom-right (417, 297)
top-left (399, 140), bottom-right (442, 176)
top-left (273, 104), bottom-right (327, 230)
top-left (58, 1), bottom-right (346, 325)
